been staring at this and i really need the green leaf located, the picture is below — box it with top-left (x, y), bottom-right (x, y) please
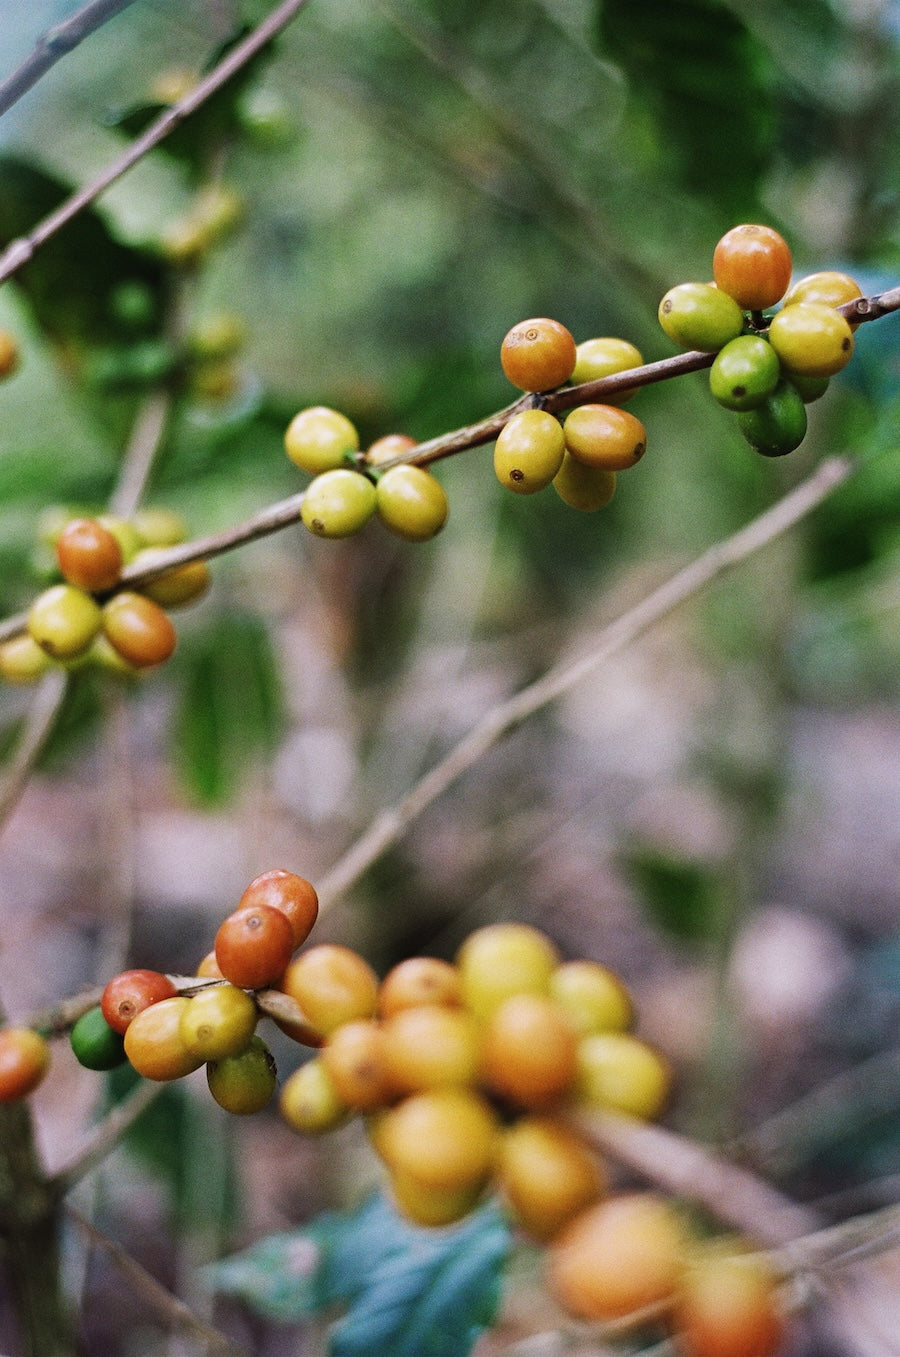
top-left (622, 845), bottom-right (723, 942)
top-left (172, 611), bottom-right (284, 804)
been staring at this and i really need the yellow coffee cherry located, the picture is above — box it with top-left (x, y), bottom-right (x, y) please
top-left (552, 454), bottom-right (616, 512)
top-left (456, 923), bottom-right (560, 1020)
top-left (576, 1031), bottom-right (672, 1120)
top-left (280, 1058), bottom-right (349, 1134)
top-left (374, 1088), bottom-right (499, 1191)
top-left (320, 1019), bottom-right (394, 1112)
top-left (549, 961), bottom-right (633, 1037)
top-left (497, 1116), bottom-right (606, 1241)
top-left (388, 1168), bottom-right (485, 1228)
top-left (284, 406), bottom-right (360, 475)
top-left (381, 1005), bottom-right (481, 1094)
top-left (493, 409), bottom-right (565, 494)
top-left (0, 634), bottom-right (52, 683)
top-left (571, 337), bottom-right (643, 403)
top-left (179, 984), bottom-right (258, 1061)
top-left (27, 584), bottom-right (102, 661)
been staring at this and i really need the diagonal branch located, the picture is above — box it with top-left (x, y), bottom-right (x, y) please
top-left (0, 0), bottom-right (138, 120)
top-left (0, 0), bottom-right (314, 290)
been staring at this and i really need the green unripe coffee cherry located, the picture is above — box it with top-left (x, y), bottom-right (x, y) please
top-left (70, 1005), bottom-right (128, 1071)
top-left (207, 1035), bottom-right (277, 1115)
top-left (27, 584), bottom-right (102, 660)
top-left (738, 380), bottom-right (808, 457)
top-left (375, 465), bottom-right (449, 541)
top-left (301, 469), bottom-right (377, 538)
top-left (709, 335), bottom-right (781, 411)
top-left (788, 373), bottom-right (830, 404)
top-left (658, 283), bottom-right (745, 352)
top-left (552, 453), bottom-right (617, 512)
top-left (494, 409), bottom-right (565, 494)
top-left (284, 406), bottom-right (360, 474)
top-left (571, 338), bottom-right (643, 403)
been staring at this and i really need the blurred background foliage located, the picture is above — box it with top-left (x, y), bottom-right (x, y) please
top-left (0, 0), bottom-right (897, 1351)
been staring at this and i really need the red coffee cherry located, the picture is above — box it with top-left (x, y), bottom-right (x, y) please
top-left (215, 904), bottom-right (296, 990)
top-left (0, 1027), bottom-right (50, 1101)
top-left (236, 869), bottom-right (319, 948)
top-left (56, 517), bottom-right (124, 593)
top-left (101, 969), bottom-right (178, 1034)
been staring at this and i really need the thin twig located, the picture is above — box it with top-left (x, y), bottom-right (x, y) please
top-left (0, 0), bottom-right (138, 120)
top-left (52, 1079), bottom-right (163, 1195)
top-left (314, 453), bottom-right (855, 907)
top-left (65, 1205), bottom-right (250, 1356)
top-left (109, 388), bottom-right (173, 520)
top-left (0, 0), bottom-right (314, 290)
top-left (0, 667), bottom-right (68, 830)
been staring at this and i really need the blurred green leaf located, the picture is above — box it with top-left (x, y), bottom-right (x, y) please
top-left (622, 845), bottom-right (723, 942)
top-left (172, 611), bottom-right (284, 804)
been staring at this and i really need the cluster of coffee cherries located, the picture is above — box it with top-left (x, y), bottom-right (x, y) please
top-left (494, 321), bottom-right (646, 511)
top-left (659, 224), bottom-right (860, 456)
top-left (283, 410), bottom-right (449, 543)
top-left (0, 507), bottom-right (210, 685)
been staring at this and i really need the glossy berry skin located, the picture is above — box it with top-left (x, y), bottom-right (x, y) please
top-left (236, 869), bottom-right (319, 948)
top-left (494, 409), bottom-right (566, 494)
top-left (388, 1168), bottom-right (484, 1228)
top-left (133, 550), bottom-right (211, 609)
top-left (548, 1193), bottom-right (687, 1322)
top-left (131, 506), bottom-right (189, 547)
top-left (301, 469), bottom-right (377, 538)
top-left (497, 1116), bottom-right (606, 1241)
top-left (375, 464), bottom-right (449, 541)
top-left (378, 957), bottom-right (462, 1016)
top-left (767, 301), bottom-right (854, 378)
top-left (549, 960), bottom-right (632, 1037)
top-left (673, 1245), bottom-right (785, 1357)
top-left (101, 591), bottom-right (177, 668)
top-left (456, 923), bottom-right (560, 1020)
top-left (708, 336), bottom-right (781, 411)
top-left (70, 1006), bottom-right (127, 1071)
top-left (97, 515), bottom-right (142, 564)
top-left (214, 904), bottom-right (296, 990)
top-left (179, 984), bottom-right (258, 1061)
top-left (783, 269), bottom-right (862, 320)
top-left (27, 584), bottom-right (102, 660)
top-left (277, 944), bottom-right (379, 1040)
top-left (382, 1004), bottom-right (481, 1093)
top-left (280, 1057), bottom-right (348, 1133)
top-left (374, 1087), bottom-right (498, 1191)
top-left (480, 993), bottom-right (578, 1109)
top-left (284, 406), bottom-right (360, 474)
top-left (737, 381), bottom-right (808, 457)
top-left (123, 996), bottom-right (205, 1081)
top-left (207, 1035), bottom-right (277, 1114)
top-left (576, 1031), bottom-right (672, 1120)
top-left (713, 225), bottom-right (792, 311)
top-left (658, 283), bottom-right (744, 353)
top-left (0, 1027), bottom-right (50, 1101)
top-left (500, 318), bottom-right (577, 392)
top-left (101, 969), bottom-right (178, 1034)
top-left (787, 373), bottom-right (830, 404)
top-left (365, 433), bottom-right (417, 467)
top-left (563, 404), bottom-right (647, 471)
top-left (553, 455), bottom-right (616, 512)
top-left (56, 517), bottom-right (123, 593)
top-left (321, 1019), bottom-right (394, 1111)
top-left (0, 634), bottom-right (52, 684)
top-left (571, 337), bottom-right (643, 402)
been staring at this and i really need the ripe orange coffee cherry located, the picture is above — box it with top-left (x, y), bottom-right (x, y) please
top-left (500, 318), bottom-right (577, 392)
top-left (0, 1027), bottom-right (50, 1101)
top-left (673, 1243), bottom-right (786, 1357)
top-left (382, 1004), bottom-right (481, 1093)
top-left (563, 404), bottom-right (647, 471)
top-left (497, 1116), bottom-right (606, 1241)
top-left (236, 869), bottom-right (319, 948)
top-left (101, 969), bottom-right (178, 1034)
top-left (123, 996), bottom-right (204, 1081)
top-left (480, 993), bottom-right (578, 1109)
top-left (378, 956), bottom-right (462, 1016)
top-left (713, 225), bottom-right (792, 311)
top-left (365, 432), bottom-right (417, 467)
top-left (0, 330), bottom-right (20, 379)
top-left (102, 591), bottom-right (176, 668)
top-left (374, 1087), bottom-right (498, 1191)
top-left (548, 1193), bottom-right (687, 1322)
top-left (321, 1018), bottom-right (394, 1111)
top-left (214, 904), bottom-right (296, 990)
top-left (56, 517), bottom-right (123, 593)
top-left (456, 922), bottom-right (560, 1020)
top-left (278, 944), bottom-right (379, 1040)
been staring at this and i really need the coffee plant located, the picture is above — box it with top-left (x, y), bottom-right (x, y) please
top-left (0, 2), bottom-right (897, 1356)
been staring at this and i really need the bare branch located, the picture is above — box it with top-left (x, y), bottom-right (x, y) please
top-left (52, 1079), bottom-right (162, 1194)
top-left (0, 0), bottom-right (138, 120)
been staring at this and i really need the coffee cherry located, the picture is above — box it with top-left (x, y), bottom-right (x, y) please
top-left (0, 330), bottom-right (20, 379)
top-left (131, 506), bottom-right (189, 547)
top-left (320, 1019), bottom-right (394, 1111)
top-left (187, 312), bottom-right (245, 361)
top-left (366, 433), bottom-right (417, 467)
top-left (493, 409), bottom-right (566, 494)
top-left (214, 904), bottom-right (296, 990)
top-left (179, 984), bottom-right (258, 1061)
top-left (388, 1168), bottom-right (485, 1228)
top-left (236, 869), bottom-right (319, 948)
top-left (96, 515), bottom-right (143, 564)
top-left (548, 1193), bottom-right (687, 1322)
top-left (0, 1027), bottom-right (50, 1101)
top-left (301, 469), bottom-right (377, 538)
top-left (456, 923), bottom-right (560, 1020)
top-left (500, 318), bottom-right (577, 392)
top-left (124, 996), bottom-right (205, 1081)
top-left (713, 225), bottom-right (792, 311)
top-left (195, 951), bottom-right (226, 980)
top-left (497, 1117), bottom-right (606, 1241)
top-left (552, 454), bottom-right (616, 512)
top-left (549, 960), bottom-right (633, 1037)
top-left (767, 301), bottom-right (854, 378)
top-left (673, 1243), bottom-right (785, 1357)
top-left (280, 1057), bottom-right (349, 1133)
top-left (480, 993), bottom-right (578, 1109)
top-left (284, 406), bottom-right (360, 474)
top-left (382, 1005), bottom-right (481, 1093)
top-left (373, 1087), bottom-right (498, 1191)
top-left (787, 373), bottom-right (830, 403)
top-left (133, 550), bottom-right (211, 609)
top-left (101, 969), bottom-right (178, 1034)
top-left (783, 269), bottom-right (862, 320)
top-left (70, 1006), bottom-right (127, 1071)
top-left (375, 465), bottom-right (449, 541)
top-left (658, 284), bottom-right (745, 352)
top-left (101, 591), bottom-right (177, 668)
top-left (737, 380), bottom-right (808, 458)
top-left (56, 517), bottom-right (123, 592)
top-left (378, 957), bottom-right (462, 1017)
top-left (708, 336), bottom-right (781, 411)
top-left (563, 405), bottom-right (647, 471)
top-left (0, 634), bottom-right (52, 684)
top-left (571, 337), bottom-right (643, 402)
top-left (576, 1032), bottom-right (672, 1120)
top-left (28, 584), bottom-right (102, 660)
top-left (277, 944), bottom-right (379, 1040)
top-left (207, 1035), bottom-right (277, 1114)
